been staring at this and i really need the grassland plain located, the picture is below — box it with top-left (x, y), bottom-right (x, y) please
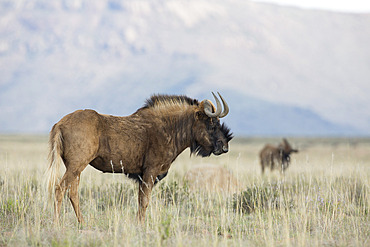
top-left (0, 135), bottom-right (369, 246)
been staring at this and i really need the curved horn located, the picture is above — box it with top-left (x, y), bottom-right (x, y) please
top-left (204, 92), bottom-right (222, 118)
top-left (217, 92), bottom-right (229, 118)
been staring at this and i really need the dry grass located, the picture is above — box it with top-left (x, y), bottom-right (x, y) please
top-left (0, 135), bottom-right (369, 246)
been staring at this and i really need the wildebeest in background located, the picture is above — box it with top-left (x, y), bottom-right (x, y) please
top-left (259, 138), bottom-right (298, 174)
top-left (46, 92), bottom-right (233, 224)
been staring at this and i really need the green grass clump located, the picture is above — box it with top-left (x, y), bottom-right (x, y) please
top-left (232, 182), bottom-right (284, 214)
top-left (157, 180), bottom-right (190, 206)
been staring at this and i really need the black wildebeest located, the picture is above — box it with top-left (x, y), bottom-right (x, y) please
top-left (259, 138), bottom-right (298, 174)
top-left (46, 92), bottom-right (232, 223)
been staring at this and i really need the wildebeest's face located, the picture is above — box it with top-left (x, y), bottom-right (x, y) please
top-left (210, 120), bottom-right (233, 155)
top-left (279, 138), bottom-right (299, 164)
top-left (281, 138), bottom-right (299, 156)
top-left (191, 93), bottom-right (233, 157)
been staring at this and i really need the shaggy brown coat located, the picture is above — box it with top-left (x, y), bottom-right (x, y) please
top-left (259, 138), bottom-right (298, 174)
top-left (46, 94), bottom-right (232, 223)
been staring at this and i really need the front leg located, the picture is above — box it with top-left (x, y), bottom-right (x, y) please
top-left (281, 155), bottom-right (290, 173)
top-left (137, 171), bottom-right (157, 223)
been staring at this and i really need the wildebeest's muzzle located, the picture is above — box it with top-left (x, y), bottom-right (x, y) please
top-left (212, 122), bottom-right (233, 156)
top-left (213, 140), bottom-right (229, 155)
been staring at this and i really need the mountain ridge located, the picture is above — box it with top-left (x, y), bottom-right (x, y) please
top-left (0, 0), bottom-right (369, 136)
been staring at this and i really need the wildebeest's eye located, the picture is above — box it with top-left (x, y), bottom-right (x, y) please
top-left (208, 119), bottom-right (219, 131)
top-left (207, 124), bottom-right (215, 131)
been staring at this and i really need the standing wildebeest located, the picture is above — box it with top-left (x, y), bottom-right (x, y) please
top-left (46, 92), bottom-right (233, 223)
top-left (259, 138), bottom-right (298, 174)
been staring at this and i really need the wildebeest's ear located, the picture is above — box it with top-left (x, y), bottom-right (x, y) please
top-left (199, 99), bottom-right (217, 116)
top-left (196, 101), bottom-right (210, 120)
top-left (195, 110), bottom-right (206, 120)
top-left (283, 138), bottom-right (292, 149)
top-left (292, 149), bottom-right (299, 153)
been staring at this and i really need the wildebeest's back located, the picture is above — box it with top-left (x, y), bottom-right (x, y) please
top-left (259, 144), bottom-right (276, 159)
top-left (259, 144), bottom-right (279, 169)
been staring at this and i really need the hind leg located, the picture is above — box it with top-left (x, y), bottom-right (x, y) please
top-left (54, 172), bottom-right (68, 224)
top-left (54, 167), bottom-right (87, 224)
top-left (261, 161), bottom-right (265, 174)
top-left (68, 172), bottom-right (84, 224)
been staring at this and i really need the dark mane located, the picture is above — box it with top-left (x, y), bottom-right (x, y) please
top-left (220, 123), bottom-right (233, 142)
top-left (142, 94), bottom-right (199, 109)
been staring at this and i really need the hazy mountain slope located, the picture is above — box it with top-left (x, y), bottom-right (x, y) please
top-left (217, 91), bottom-right (359, 136)
top-left (0, 0), bottom-right (369, 135)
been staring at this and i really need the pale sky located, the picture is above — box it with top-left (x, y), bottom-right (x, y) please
top-left (252, 0), bottom-right (370, 13)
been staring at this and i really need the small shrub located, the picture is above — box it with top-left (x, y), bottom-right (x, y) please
top-left (232, 183), bottom-right (285, 214)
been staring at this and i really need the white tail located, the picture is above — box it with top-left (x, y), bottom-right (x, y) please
top-left (45, 125), bottom-right (64, 204)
